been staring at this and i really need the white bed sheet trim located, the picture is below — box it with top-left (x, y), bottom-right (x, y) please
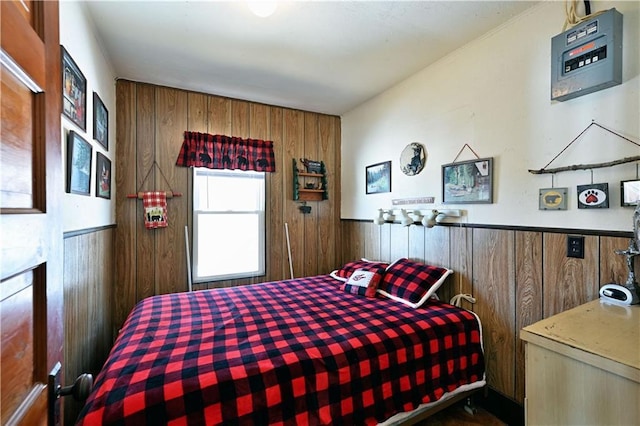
top-left (379, 307), bottom-right (486, 425)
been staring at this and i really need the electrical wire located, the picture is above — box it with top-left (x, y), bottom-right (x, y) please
top-left (563, 0), bottom-right (606, 31)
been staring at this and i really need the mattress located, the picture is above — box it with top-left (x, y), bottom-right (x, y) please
top-left (77, 274), bottom-right (484, 425)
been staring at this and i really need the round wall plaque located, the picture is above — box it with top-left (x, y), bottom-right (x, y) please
top-left (400, 142), bottom-right (426, 176)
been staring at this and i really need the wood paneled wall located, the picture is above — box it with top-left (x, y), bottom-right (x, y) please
top-left (114, 80), bottom-right (341, 331)
top-left (340, 220), bottom-right (634, 405)
top-left (63, 227), bottom-right (114, 425)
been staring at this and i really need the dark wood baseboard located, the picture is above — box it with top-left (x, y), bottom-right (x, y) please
top-left (475, 388), bottom-right (524, 426)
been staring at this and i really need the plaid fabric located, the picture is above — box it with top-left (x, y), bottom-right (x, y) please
top-left (142, 191), bottom-right (167, 229)
top-left (378, 258), bottom-right (452, 308)
top-left (176, 131), bottom-right (276, 172)
top-left (332, 260), bottom-right (389, 280)
top-left (77, 275), bottom-right (484, 425)
top-left (341, 269), bottom-right (382, 298)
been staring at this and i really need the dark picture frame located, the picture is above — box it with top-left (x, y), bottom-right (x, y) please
top-left (61, 46), bottom-right (87, 131)
top-left (442, 157), bottom-right (493, 204)
top-left (577, 183), bottom-right (609, 209)
top-left (93, 92), bottom-right (108, 150)
top-left (621, 179), bottom-right (640, 207)
top-left (95, 152), bottom-right (111, 199)
top-left (66, 130), bottom-right (92, 195)
top-left (366, 161), bottom-right (392, 194)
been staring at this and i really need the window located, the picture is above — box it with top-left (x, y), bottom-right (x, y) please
top-left (193, 168), bottom-right (265, 282)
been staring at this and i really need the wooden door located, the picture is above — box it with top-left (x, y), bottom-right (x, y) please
top-left (1, 1), bottom-right (63, 425)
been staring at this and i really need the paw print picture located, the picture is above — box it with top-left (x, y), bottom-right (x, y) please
top-left (577, 183), bottom-right (609, 209)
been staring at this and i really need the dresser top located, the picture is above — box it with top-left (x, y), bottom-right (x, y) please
top-left (521, 299), bottom-right (640, 370)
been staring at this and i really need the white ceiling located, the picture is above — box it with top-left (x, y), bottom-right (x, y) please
top-left (85, 0), bottom-right (540, 116)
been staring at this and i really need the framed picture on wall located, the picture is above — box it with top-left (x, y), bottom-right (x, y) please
top-left (95, 152), bottom-right (111, 199)
top-left (366, 161), bottom-right (392, 194)
top-left (61, 46), bottom-right (86, 131)
top-left (621, 179), bottom-right (640, 207)
top-left (93, 92), bottom-right (108, 150)
top-left (442, 157), bottom-right (493, 204)
top-left (66, 130), bottom-right (92, 195)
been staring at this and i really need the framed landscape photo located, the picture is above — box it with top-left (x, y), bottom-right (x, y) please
top-left (366, 161), bottom-right (391, 194)
top-left (95, 152), bottom-right (111, 199)
top-left (66, 130), bottom-right (92, 195)
top-left (61, 46), bottom-right (86, 131)
top-left (93, 92), bottom-right (108, 150)
top-left (442, 157), bottom-right (493, 204)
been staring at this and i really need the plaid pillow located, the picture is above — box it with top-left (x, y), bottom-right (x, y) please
top-left (378, 258), bottom-right (452, 308)
top-left (341, 269), bottom-right (382, 298)
top-left (330, 259), bottom-right (389, 281)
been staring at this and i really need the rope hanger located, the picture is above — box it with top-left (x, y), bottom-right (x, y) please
top-left (529, 120), bottom-right (640, 175)
top-left (126, 160), bottom-right (182, 199)
top-left (450, 143), bottom-right (481, 163)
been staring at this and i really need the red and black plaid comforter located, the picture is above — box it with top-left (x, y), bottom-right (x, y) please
top-left (77, 275), bottom-right (484, 425)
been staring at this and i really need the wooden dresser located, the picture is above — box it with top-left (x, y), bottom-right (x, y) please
top-left (520, 299), bottom-right (640, 425)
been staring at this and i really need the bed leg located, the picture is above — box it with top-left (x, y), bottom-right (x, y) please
top-left (464, 397), bottom-right (477, 415)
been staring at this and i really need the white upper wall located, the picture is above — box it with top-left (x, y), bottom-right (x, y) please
top-left (341, 1), bottom-right (639, 232)
top-left (60, 1), bottom-right (117, 232)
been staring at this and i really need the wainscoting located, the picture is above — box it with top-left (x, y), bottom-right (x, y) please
top-left (114, 80), bottom-right (342, 333)
top-left (63, 226), bottom-right (114, 425)
top-left (340, 219), bottom-right (634, 405)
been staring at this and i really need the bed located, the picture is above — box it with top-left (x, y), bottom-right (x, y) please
top-left (77, 259), bottom-right (485, 425)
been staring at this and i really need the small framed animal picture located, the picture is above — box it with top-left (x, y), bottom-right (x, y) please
top-left (539, 187), bottom-right (568, 210)
top-left (95, 152), bottom-right (111, 199)
top-left (577, 183), bottom-right (609, 209)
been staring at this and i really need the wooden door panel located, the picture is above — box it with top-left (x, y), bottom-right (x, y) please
top-left (1, 1), bottom-right (61, 425)
top-left (0, 65), bottom-right (34, 209)
top-left (1, 273), bottom-right (35, 420)
top-left (0, 1), bottom-right (45, 90)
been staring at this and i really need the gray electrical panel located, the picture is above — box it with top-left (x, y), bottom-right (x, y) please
top-left (551, 8), bottom-right (623, 102)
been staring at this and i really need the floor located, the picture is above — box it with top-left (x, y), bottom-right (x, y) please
top-left (417, 401), bottom-right (507, 426)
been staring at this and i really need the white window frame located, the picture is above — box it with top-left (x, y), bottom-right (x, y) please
top-left (192, 168), bottom-right (266, 282)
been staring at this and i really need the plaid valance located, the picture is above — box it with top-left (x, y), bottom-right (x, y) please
top-left (176, 131), bottom-right (276, 172)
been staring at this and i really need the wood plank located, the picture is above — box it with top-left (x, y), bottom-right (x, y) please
top-left (389, 224), bottom-right (409, 260)
top-left (600, 235), bottom-right (634, 286)
top-left (155, 86), bottom-right (188, 294)
top-left (408, 225), bottom-right (425, 262)
top-left (268, 107), bottom-right (285, 281)
top-left (514, 231), bottom-right (542, 404)
top-left (472, 228), bottom-right (515, 398)
top-left (543, 233), bottom-right (599, 318)
top-left (283, 109), bottom-right (305, 278)
top-left (303, 112), bottom-right (319, 277)
top-left (317, 114), bottom-right (337, 273)
top-left (363, 221), bottom-right (381, 263)
top-left (185, 92), bottom-right (208, 288)
top-left (250, 102), bottom-right (271, 282)
top-left (424, 226), bottom-right (453, 301)
top-left (114, 80), bottom-right (138, 331)
top-left (135, 84), bottom-right (156, 299)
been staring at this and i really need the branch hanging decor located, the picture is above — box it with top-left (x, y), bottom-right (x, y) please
top-left (529, 121), bottom-right (640, 175)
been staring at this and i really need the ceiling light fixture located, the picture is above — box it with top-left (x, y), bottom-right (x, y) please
top-left (247, 1), bottom-right (278, 18)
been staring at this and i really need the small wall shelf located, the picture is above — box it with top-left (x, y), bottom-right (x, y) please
top-left (293, 159), bottom-right (328, 201)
